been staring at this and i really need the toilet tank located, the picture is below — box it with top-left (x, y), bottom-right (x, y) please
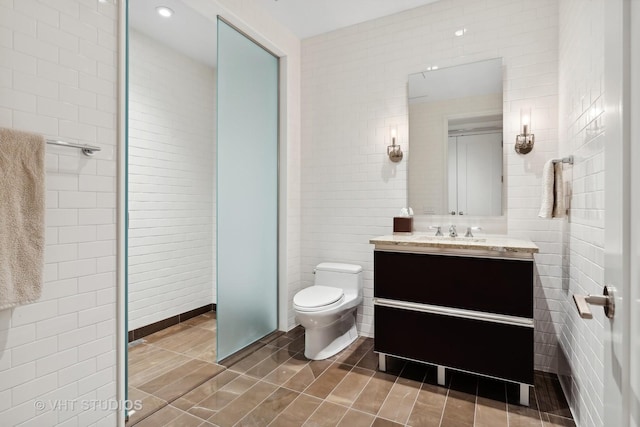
top-left (314, 263), bottom-right (363, 293)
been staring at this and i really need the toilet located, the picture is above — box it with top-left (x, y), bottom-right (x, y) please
top-left (293, 263), bottom-right (363, 360)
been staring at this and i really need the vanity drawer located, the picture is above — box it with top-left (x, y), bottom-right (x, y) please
top-left (374, 304), bottom-right (533, 384)
top-left (374, 251), bottom-right (533, 318)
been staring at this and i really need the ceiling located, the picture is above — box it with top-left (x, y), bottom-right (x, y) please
top-left (256, 0), bottom-right (441, 39)
top-left (129, 0), bottom-right (220, 67)
top-left (129, 0), bottom-right (441, 66)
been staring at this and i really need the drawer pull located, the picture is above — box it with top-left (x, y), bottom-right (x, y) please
top-left (374, 298), bottom-right (533, 327)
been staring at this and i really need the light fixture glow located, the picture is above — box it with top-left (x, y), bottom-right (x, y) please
top-left (387, 126), bottom-right (403, 162)
top-left (156, 6), bottom-right (174, 18)
top-left (454, 28), bottom-right (467, 37)
top-left (515, 108), bottom-right (535, 154)
top-left (431, 66), bottom-right (438, 70)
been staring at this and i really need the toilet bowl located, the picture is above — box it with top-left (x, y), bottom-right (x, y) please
top-left (293, 263), bottom-right (363, 360)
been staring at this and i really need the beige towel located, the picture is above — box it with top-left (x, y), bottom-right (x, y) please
top-left (538, 159), bottom-right (565, 218)
top-left (0, 128), bottom-right (45, 310)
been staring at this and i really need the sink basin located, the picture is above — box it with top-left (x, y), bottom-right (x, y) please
top-left (411, 235), bottom-right (486, 243)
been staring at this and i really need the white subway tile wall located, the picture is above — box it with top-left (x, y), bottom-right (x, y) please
top-left (300, 0), bottom-right (561, 373)
top-left (558, 0), bottom-right (605, 425)
top-left (0, 0), bottom-right (119, 426)
top-left (127, 29), bottom-right (215, 330)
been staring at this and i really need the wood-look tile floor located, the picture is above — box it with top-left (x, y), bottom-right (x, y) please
top-left (128, 312), bottom-right (225, 425)
top-left (128, 317), bottom-right (575, 427)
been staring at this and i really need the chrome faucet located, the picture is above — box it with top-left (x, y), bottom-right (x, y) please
top-left (429, 225), bottom-right (443, 236)
top-left (448, 225), bottom-right (457, 238)
top-left (465, 226), bottom-right (482, 238)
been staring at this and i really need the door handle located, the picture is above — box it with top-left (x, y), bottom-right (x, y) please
top-left (573, 285), bottom-right (615, 319)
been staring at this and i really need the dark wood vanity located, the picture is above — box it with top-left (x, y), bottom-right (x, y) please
top-left (370, 234), bottom-right (538, 406)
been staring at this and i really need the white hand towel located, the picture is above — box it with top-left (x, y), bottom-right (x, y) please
top-left (538, 159), bottom-right (565, 218)
top-left (0, 128), bottom-right (46, 310)
top-left (552, 162), bottom-right (565, 218)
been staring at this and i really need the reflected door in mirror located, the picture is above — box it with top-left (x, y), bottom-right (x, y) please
top-left (448, 132), bottom-right (502, 216)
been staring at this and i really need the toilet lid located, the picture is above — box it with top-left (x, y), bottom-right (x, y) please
top-left (294, 286), bottom-right (344, 309)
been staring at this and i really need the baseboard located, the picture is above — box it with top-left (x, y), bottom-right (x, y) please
top-left (128, 303), bottom-right (216, 342)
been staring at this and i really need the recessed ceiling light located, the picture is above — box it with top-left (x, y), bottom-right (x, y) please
top-left (156, 6), bottom-right (174, 18)
top-left (454, 28), bottom-right (467, 37)
top-left (432, 66), bottom-right (439, 70)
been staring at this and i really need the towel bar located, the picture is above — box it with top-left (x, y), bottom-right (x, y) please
top-left (46, 139), bottom-right (101, 156)
top-left (552, 155), bottom-right (573, 165)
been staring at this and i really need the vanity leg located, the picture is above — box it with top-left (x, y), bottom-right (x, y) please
top-left (519, 383), bottom-right (530, 406)
top-left (378, 353), bottom-right (386, 372)
top-left (437, 366), bottom-right (446, 386)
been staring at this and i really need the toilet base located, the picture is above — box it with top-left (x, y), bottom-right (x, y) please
top-left (303, 309), bottom-right (358, 360)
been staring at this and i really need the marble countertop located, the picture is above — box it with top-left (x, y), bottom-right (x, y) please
top-left (369, 233), bottom-right (539, 255)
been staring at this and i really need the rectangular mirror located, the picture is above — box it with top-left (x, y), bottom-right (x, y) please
top-left (408, 58), bottom-right (503, 216)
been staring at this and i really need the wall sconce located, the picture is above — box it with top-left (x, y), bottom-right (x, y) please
top-left (387, 126), bottom-right (403, 162)
top-left (515, 108), bottom-right (534, 154)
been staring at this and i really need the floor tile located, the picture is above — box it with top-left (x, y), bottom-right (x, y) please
top-left (129, 351), bottom-right (192, 388)
top-left (334, 337), bottom-right (374, 366)
top-left (543, 414), bottom-right (576, 427)
top-left (305, 362), bottom-right (353, 400)
top-left (337, 409), bottom-right (376, 427)
top-left (352, 371), bottom-right (396, 415)
top-left (534, 372), bottom-right (573, 419)
top-left (153, 362), bottom-right (225, 402)
top-left (372, 417), bottom-right (405, 427)
top-left (187, 375), bottom-right (259, 420)
top-left (303, 401), bottom-right (348, 427)
top-left (440, 388), bottom-right (476, 427)
top-left (263, 352), bottom-right (309, 386)
top-left (326, 366), bottom-right (374, 407)
top-left (507, 404), bottom-right (544, 427)
top-left (475, 396), bottom-right (508, 427)
top-left (163, 409), bottom-right (204, 427)
top-left (132, 404), bottom-right (183, 427)
top-left (407, 382), bottom-right (447, 427)
top-left (245, 347), bottom-right (294, 379)
top-left (283, 359), bottom-right (332, 392)
top-left (270, 393), bottom-right (323, 426)
top-left (127, 392), bottom-right (167, 425)
top-left (356, 348), bottom-right (381, 371)
top-left (236, 387), bottom-right (298, 426)
top-left (377, 371), bottom-right (423, 424)
top-left (172, 370), bottom-right (239, 412)
top-left (207, 381), bottom-right (278, 427)
top-left (228, 345), bottom-right (278, 373)
top-left (138, 359), bottom-right (208, 395)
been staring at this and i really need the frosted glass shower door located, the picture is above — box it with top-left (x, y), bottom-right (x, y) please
top-left (216, 19), bottom-right (279, 361)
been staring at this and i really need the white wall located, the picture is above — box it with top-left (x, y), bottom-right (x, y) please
top-left (301, 0), bottom-right (561, 372)
top-left (0, 0), bottom-right (119, 425)
top-left (128, 30), bottom-right (215, 331)
top-left (558, 0), bottom-right (606, 425)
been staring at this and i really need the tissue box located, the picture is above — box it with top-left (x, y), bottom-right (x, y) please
top-left (393, 217), bottom-right (413, 234)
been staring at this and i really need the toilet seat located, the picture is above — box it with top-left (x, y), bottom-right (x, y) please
top-left (294, 286), bottom-right (344, 312)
